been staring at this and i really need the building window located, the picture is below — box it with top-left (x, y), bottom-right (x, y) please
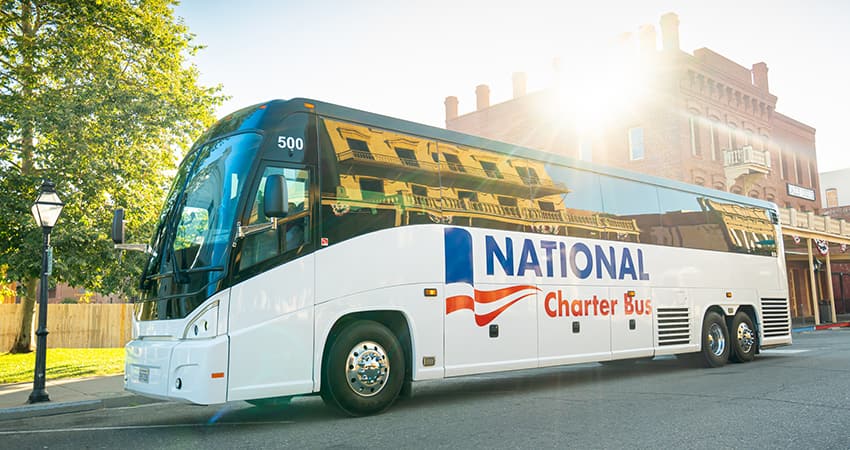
top-left (826, 188), bottom-right (838, 207)
top-left (411, 184), bottom-right (428, 198)
top-left (795, 155), bottom-right (803, 184)
top-left (359, 178), bottom-right (384, 202)
top-left (628, 127), bottom-right (644, 160)
top-left (346, 138), bottom-right (373, 160)
top-left (538, 201), bottom-right (556, 211)
top-left (728, 124), bottom-right (737, 150)
top-left (689, 116), bottom-right (702, 157)
top-left (807, 160), bottom-right (814, 188)
top-left (710, 120), bottom-right (720, 160)
top-left (394, 147), bottom-right (419, 167)
top-left (515, 166), bottom-right (540, 185)
top-left (479, 160), bottom-right (502, 179)
top-left (579, 140), bottom-right (592, 162)
top-left (497, 196), bottom-right (518, 207)
top-left (457, 190), bottom-right (478, 205)
top-left (443, 153), bottom-right (465, 173)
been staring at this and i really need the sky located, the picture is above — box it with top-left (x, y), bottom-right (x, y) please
top-left (174, 0), bottom-right (850, 171)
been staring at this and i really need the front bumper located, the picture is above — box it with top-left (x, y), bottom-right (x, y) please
top-left (124, 335), bottom-right (229, 405)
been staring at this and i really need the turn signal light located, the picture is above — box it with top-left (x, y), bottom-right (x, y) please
top-left (211, 372), bottom-right (225, 379)
top-left (424, 288), bottom-right (438, 297)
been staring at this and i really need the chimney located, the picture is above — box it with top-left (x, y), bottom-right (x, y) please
top-left (475, 84), bottom-right (490, 110)
top-left (752, 62), bottom-right (769, 93)
top-left (659, 12), bottom-right (680, 51)
top-left (512, 72), bottom-right (527, 99)
top-left (444, 96), bottom-right (458, 122)
top-left (638, 24), bottom-right (656, 56)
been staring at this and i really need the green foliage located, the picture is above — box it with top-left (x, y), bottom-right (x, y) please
top-left (0, 1), bottom-right (225, 301)
top-left (0, 348), bottom-right (125, 384)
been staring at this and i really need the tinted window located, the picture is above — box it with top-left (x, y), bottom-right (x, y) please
top-left (600, 176), bottom-right (660, 243)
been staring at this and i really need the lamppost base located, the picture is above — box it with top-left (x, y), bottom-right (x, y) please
top-left (27, 389), bottom-right (50, 404)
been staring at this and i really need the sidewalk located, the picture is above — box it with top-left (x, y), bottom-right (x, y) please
top-left (0, 374), bottom-right (162, 421)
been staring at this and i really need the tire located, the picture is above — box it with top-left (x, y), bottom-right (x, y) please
top-left (322, 320), bottom-right (405, 416)
top-left (247, 396), bottom-right (292, 408)
top-left (729, 311), bottom-right (756, 363)
top-left (700, 311), bottom-right (730, 368)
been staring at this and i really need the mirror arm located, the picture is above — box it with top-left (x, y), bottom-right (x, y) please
top-left (233, 218), bottom-right (277, 247)
top-left (114, 243), bottom-right (153, 255)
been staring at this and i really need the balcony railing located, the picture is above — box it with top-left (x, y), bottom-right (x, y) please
top-left (723, 145), bottom-right (771, 170)
top-left (336, 149), bottom-right (568, 193)
top-left (779, 207), bottom-right (850, 239)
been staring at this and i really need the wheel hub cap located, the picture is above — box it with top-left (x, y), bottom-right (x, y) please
top-left (737, 322), bottom-right (754, 354)
top-left (708, 323), bottom-right (726, 356)
top-left (345, 341), bottom-right (389, 397)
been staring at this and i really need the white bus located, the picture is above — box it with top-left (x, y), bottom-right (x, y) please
top-left (118, 98), bottom-right (791, 416)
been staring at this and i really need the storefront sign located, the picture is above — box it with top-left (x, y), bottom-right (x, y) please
top-left (787, 183), bottom-right (816, 201)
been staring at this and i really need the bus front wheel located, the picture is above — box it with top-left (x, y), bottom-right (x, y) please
top-left (322, 320), bottom-right (405, 416)
top-left (700, 311), bottom-right (730, 368)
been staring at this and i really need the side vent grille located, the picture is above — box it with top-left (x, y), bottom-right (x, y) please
top-left (657, 307), bottom-right (690, 346)
top-left (761, 298), bottom-right (790, 337)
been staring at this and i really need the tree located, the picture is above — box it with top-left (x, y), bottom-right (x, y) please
top-left (0, 0), bottom-right (224, 352)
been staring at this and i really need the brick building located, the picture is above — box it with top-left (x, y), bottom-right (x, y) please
top-left (445, 12), bottom-right (820, 213)
top-left (444, 12), bottom-right (850, 324)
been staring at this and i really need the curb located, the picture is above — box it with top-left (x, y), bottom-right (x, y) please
top-left (0, 395), bottom-right (164, 422)
top-left (792, 321), bottom-right (850, 333)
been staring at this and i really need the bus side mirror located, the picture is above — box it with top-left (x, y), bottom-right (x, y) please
top-left (112, 208), bottom-right (125, 244)
top-left (264, 174), bottom-right (289, 218)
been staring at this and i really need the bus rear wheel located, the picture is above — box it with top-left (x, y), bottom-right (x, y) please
top-left (322, 320), bottom-right (405, 416)
top-left (729, 311), bottom-right (756, 363)
top-left (700, 311), bottom-right (730, 368)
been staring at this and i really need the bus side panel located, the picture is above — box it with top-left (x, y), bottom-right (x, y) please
top-left (313, 225), bottom-right (445, 392)
top-left (226, 255), bottom-right (316, 401)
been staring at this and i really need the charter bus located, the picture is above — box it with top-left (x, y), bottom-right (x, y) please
top-left (117, 98), bottom-right (792, 416)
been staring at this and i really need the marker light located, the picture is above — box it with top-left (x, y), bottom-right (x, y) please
top-left (211, 372), bottom-right (225, 379)
top-left (726, 292), bottom-right (733, 298)
top-left (304, 102), bottom-right (315, 109)
top-left (627, 290), bottom-right (636, 298)
top-left (424, 288), bottom-right (438, 297)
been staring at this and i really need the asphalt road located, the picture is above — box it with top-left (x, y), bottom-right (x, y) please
top-left (2, 329), bottom-right (849, 449)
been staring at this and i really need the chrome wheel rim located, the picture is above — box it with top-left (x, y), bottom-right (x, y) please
top-left (736, 322), bottom-right (755, 354)
top-left (345, 341), bottom-right (389, 397)
top-left (708, 323), bottom-right (726, 356)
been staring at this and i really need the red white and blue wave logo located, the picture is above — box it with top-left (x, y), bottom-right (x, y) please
top-left (444, 228), bottom-right (539, 326)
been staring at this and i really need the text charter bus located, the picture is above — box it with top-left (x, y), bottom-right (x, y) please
top-left (116, 98), bottom-right (792, 416)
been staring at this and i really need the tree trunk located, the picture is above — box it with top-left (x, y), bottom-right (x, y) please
top-left (10, 278), bottom-right (38, 353)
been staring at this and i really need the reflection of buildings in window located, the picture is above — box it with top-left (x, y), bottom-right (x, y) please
top-left (321, 118), bottom-right (640, 239)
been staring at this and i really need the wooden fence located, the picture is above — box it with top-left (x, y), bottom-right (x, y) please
top-left (0, 304), bottom-right (133, 350)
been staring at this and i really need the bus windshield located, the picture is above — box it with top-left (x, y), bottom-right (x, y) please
top-left (138, 132), bottom-right (262, 320)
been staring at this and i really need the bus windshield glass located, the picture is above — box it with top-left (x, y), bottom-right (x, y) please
top-left (138, 132), bottom-right (262, 320)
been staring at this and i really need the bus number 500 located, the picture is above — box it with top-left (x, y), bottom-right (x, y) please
top-left (277, 136), bottom-right (304, 151)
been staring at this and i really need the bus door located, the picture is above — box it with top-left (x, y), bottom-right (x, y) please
top-left (227, 164), bottom-right (317, 401)
top-left (610, 286), bottom-right (654, 360)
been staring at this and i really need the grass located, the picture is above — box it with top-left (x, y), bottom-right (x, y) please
top-left (0, 348), bottom-right (125, 384)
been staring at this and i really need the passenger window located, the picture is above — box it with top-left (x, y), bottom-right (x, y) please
top-left (239, 167), bottom-right (311, 271)
top-left (599, 176), bottom-right (660, 243)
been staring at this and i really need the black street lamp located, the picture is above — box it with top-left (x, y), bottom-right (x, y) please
top-left (28, 180), bottom-right (64, 404)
